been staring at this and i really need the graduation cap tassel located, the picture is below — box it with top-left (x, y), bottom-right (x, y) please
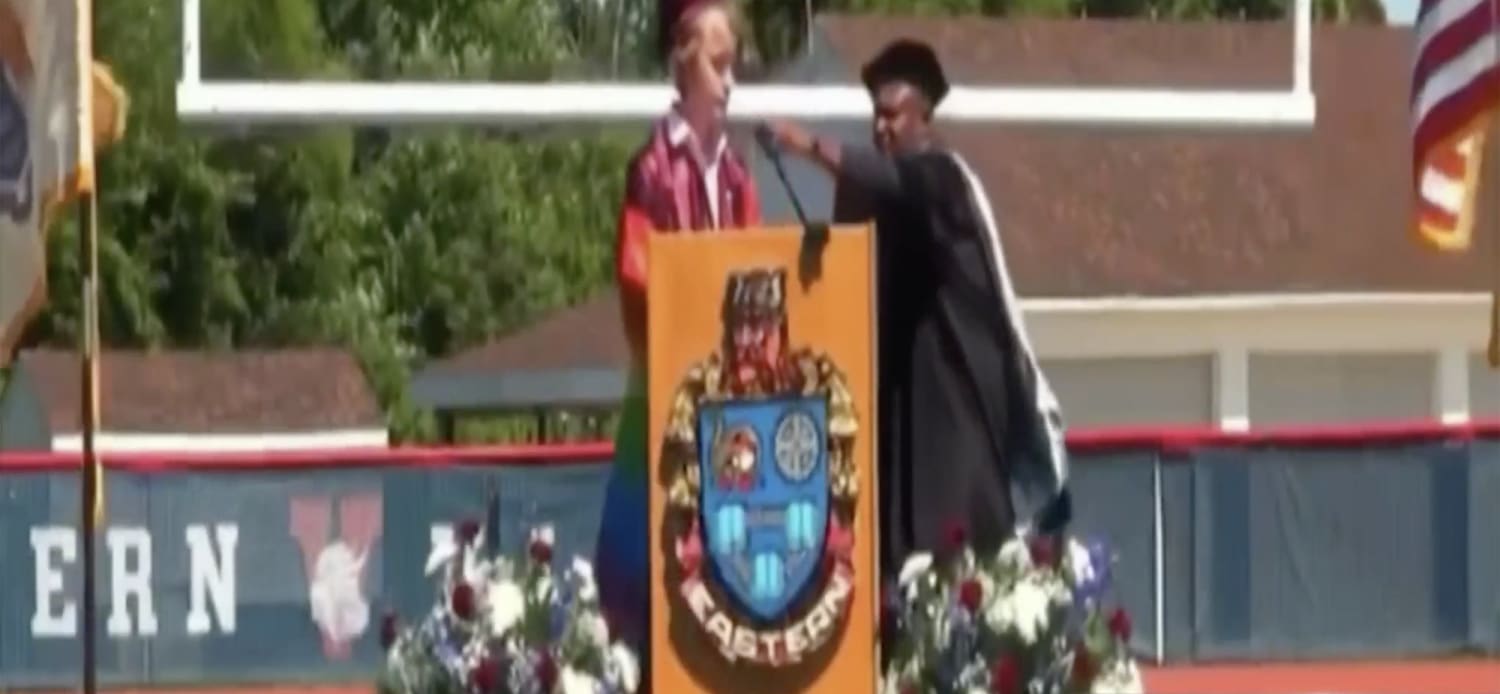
top-left (755, 124), bottom-right (830, 288)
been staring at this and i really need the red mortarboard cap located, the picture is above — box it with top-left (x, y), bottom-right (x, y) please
top-left (658, 0), bottom-right (718, 61)
top-left (861, 39), bottom-right (950, 109)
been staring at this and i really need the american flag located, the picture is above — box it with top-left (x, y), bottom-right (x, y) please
top-left (1412, 0), bottom-right (1500, 250)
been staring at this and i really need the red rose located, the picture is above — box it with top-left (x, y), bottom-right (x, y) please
top-left (529, 538), bottom-right (553, 565)
top-left (1028, 534), bottom-right (1057, 568)
top-left (991, 654), bottom-right (1021, 694)
top-left (378, 610), bottom-right (400, 650)
top-left (451, 583), bottom-right (477, 621)
top-left (535, 650), bottom-right (559, 691)
top-left (958, 579), bottom-right (983, 613)
top-left (457, 518), bottom-right (481, 545)
top-left (1108, 607), bottom-right (1132, 641)
top-left (470, 655), bottom-right (501, 693)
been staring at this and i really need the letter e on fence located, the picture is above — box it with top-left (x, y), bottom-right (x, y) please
top-left (30, 526), bottom-right (75, 638)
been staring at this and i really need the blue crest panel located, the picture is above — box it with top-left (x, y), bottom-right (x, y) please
top-left (697, 396), bottom-right (830, 622)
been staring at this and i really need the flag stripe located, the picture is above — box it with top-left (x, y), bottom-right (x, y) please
top-left (1429, 143), bottom-right (1468, 173)
top-left (1414, 70), bottom-right (1499, 175)
top-left (1413, 0), bottom-right (1494, 95)
top-left (1418, 196), bottom-right (1462, 226)
top-left (1413, 35), bottom-right (1499, 135)
top-left (1421, 165), bottom-right (1468, 211)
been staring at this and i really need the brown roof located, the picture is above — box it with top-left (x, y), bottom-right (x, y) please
top-left (818, 16), bottom-right (1497, 296)
top-left (433, 292), bottom-right (628, 373)
top-left (18, 348), bottom-right (384, 434)
top-left (437, 18), bottom-right (1500, 374)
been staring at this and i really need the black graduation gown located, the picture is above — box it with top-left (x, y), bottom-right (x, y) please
top-left (833, 145), bottom-right (1071, 575)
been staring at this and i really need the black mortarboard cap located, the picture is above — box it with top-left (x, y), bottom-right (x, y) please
top-left (860, 39), bottom-right (950, 108)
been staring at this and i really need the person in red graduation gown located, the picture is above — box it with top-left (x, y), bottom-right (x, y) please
top-left (594, 0), bottom-right (762, 658)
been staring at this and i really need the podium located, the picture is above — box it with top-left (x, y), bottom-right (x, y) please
top-left (646, 225), bottom-right (879, 693)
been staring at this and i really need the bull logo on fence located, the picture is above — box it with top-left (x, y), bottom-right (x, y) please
top-left (290, 492), bottom-right (384, 660)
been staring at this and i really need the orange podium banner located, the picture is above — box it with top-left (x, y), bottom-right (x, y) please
top-left (647, 225), bottom-right (879, 693)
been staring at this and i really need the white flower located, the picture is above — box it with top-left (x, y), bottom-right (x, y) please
top-left (585, 614), bottom-right (611, 649)
top-left (996, 537), bottom-right (1032, 574)
top-left (570, 556), bottom-right (599, 604)
top-left (424, 540), bottom-right (457, 577)
top-left (487, 556), bottom-right (516, 584)
top-left (1068, 538), bottom-right (1098, 592)
top-left (1044, 575), bottom-right (1073, 609)
top-left (1090, 658), bottom-right (1145, 694)
top-left (605, 643), bottom-right (640, 692)
top-left (530, 524), bottom-right (556, 550)
top-left (985, 579), bottom-right (1051, 644)
top-left (898, 553), bottom-right (933, 599)
top-left (560, 665), bottom-right (601, 694)
top-left (486, 580), bottom-right (525, 636)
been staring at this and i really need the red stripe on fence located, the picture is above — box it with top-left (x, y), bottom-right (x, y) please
top-left (2, 419), bottom-right (1498, 473)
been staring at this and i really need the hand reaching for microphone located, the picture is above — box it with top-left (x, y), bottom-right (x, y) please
top-left (759, 119), bottom-right (816, 158)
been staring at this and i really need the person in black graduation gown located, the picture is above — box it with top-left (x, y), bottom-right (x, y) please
top-left (762, 39), bottom-right (1072, 577)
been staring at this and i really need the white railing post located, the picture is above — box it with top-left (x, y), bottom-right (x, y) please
top-left (181, 0), bottom-right (201, 85)
top-left (1293, 0), bottom-right (1313, 95)
top-left (1152, 460), bottom-right (1166, 665)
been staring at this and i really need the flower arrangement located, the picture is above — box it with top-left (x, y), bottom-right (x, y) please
top-left (376, 520), bottom-right (640, 694)
top-left (882, 527), bottom-right (1144, 694)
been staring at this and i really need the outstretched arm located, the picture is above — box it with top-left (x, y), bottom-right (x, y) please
top-left (762, 120), bottom-right (904, 205)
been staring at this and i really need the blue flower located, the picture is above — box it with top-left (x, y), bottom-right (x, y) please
top-left (1074, 537), bottom-right (1113, 603)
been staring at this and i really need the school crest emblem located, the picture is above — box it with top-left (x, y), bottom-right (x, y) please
top-left (663, 267), bottom-right (859, 666)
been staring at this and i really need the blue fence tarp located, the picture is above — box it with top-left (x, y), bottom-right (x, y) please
top-left (0, 440), bottom-right (1495, 686)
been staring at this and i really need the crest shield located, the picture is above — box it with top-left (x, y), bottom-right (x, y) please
top-left (698, 395), bottom-right (829, 622)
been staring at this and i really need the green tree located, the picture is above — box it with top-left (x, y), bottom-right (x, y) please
top-left (25, 0), bottom-right (1384, 445)
top-left (740, 0), bottom-right (1383, 64)
top-left (29, 0), bottom-right (637, 441)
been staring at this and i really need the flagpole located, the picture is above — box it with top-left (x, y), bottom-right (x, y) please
top-left (79, 187), bottom-right (99, 694)
top-left (1491, 0), bottom-right (1500, 369)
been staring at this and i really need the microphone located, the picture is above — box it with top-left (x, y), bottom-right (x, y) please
top-left (753, 124), bottom-right (811, 228)
top-left (753, 124), bottom-right (829, 288)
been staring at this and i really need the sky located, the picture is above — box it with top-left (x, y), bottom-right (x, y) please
top-left (1383, 0), bottom-right (1418, 24)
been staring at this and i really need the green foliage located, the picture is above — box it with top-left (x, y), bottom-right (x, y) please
top-left (30, 0), bottom-right (639, 442)
top-left (747, 0), bottom-right (1382, 64)
top-left (23, 0), bottom-right (1381, 444)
